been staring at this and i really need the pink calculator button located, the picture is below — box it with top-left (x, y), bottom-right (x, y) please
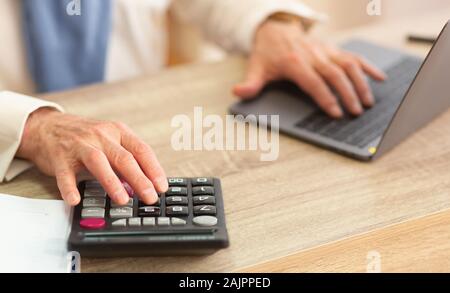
top-left (80, 218), bottom-right (106, 230)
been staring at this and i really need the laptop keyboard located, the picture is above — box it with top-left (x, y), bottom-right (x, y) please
top-left (295, 57), bottom-right (421, 148)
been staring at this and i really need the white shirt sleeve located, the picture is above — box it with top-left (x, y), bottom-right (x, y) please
top-left (0, 91), bottom-right (64, 182)
top-left (171, 0), bottom-right (326, 54)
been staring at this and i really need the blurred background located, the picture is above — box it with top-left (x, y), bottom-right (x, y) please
top-left (169, 0), bottom-right (450, 65)
top-left (1, 0), bottom-right (449, 94)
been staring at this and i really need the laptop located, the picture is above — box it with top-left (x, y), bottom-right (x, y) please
top-left (230, 21), bottom-right (450, 161)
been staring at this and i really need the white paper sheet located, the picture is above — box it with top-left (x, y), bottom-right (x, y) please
top-left (0, 193), bottom-right (72, 273)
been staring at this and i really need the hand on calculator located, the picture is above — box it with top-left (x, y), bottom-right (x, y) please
top-left (16, 108), bottom-right (168, 206)
top-left (69, 178), bottom-right (229, 256)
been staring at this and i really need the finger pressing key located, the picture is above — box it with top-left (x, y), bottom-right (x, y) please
top-left (120, 179), bottom-right (134, 197)
top-left (81, 147), bottom-right (129, 205)
top-left (120, 128), bottom-right (168, 193)
top-left (105, 142), bottom-right (159, 205)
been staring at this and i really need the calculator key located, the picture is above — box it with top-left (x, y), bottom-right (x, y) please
top-left (111, 219), bottom-right (127, 227)
top-left (192, 186), bottom-right (215, 195)
top-left (128, 217), bottom-right (142, 227)
top-left (166, 206), bottom-right (189, 216)
top-left (81, 207), bottom-right (105, 219)
top-left (83, 197), bottom-right (106, 208)
top-left (138, 206), bottom-right (161, 217)
top-left (166, 196), bottom-right (188, 206)
top-left (142, 217), bottom-right (156, 227)
top-left (166, 187), bottom-right (188, 196)
top-left (193, 216), bottom-right (218, 227)
top-left (167, 178), bottom-right (187, 187)
top-left (84, 189), bottom-right (106, 198)
top-left (84, 181), bottom-right (102, 189)
top-left (110, 207), bottom-right (133, 218)
top-left (111, 198), bottom-right (134, 208)
top-left (80, 218), bottom-right (106, 229)
top-left (192, 177), bottom-right (213, 186)
top-left (157, 217), bottom-right (170, 226)
top-left (194, 205), bottom-right (216, 215)
top-left (171, 218), bottom-right (187, 226)
top-left (193, 196), bottom-right (215, 205)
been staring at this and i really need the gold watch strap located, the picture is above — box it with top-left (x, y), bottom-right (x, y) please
top-left (267, 12), bottom-right (304, 25)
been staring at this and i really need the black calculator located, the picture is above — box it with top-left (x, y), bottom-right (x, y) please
top-left (68, 177), bottom-right (229, 257)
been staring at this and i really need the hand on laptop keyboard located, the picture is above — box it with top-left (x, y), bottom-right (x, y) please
top-left (233, 19), bottom-right (387, 118)
top-left (16, 108), bottom-right (168, 206)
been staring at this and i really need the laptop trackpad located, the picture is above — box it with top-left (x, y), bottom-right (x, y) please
top-left (230, 83), bottom-right (317, 127)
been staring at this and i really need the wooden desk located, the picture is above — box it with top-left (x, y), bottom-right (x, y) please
top-left (1, 11), bottom-right (450, 273)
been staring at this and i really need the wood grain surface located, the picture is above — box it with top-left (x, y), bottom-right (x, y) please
top-left (1, 10), bottom-right (450, 272)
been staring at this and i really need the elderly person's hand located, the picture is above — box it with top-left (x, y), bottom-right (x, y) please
top-left (16, 108), bottom-right (168, 206)
top-left (234, 16), bottom-right (387, 118)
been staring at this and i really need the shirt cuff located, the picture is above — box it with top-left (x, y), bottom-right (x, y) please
top-left (234, 0), bottom-right (327, 54)
top-left (0, 91), bottom-right (64, 182)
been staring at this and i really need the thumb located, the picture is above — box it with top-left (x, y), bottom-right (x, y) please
top-left (233, 63), bottom-right (266, 99)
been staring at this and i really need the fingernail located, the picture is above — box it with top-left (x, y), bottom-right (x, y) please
top-left (155, 176), bottom-right (169, 192)
top-left (330, 105), bottom-right (343, 118)
top-left (353, 102), bottom-right (363, 115)
top-left (365, 93), bottom-right (375, 107)
top-left (67, 193), bottom-right (80, 206)
top-left (142, 188), bottom-right (158, 204)
top-left (120, 179), bottom-right (134, 196)
top-left (113, 191), bottom-right (129, 205)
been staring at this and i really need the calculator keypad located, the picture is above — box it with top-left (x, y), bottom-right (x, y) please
top-left (78, 177), bottom-right (219, 230)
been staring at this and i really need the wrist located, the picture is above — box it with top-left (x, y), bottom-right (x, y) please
top-left (255, 14), bottom-right (306, 46)
top-left (16, 107), bottom-right (61, 161)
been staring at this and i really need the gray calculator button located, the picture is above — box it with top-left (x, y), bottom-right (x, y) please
top-left (85, 181), bottom-right (102, 189)
top-left (110, 207), bottom-right (133, 218)
top-left (166, 187), bottom-right (188, 196)
top-left (83, 197), bottom-right (106, 208)
top-left (157, 217), bottom-right (170, 226)
top-left (81, 207), bottom-right (105, 219)
top-left (192, 177), bottom-right (213, 186)
top-left (166, 196), bottom-right (188, 206)
top-left (166, 206), bottom-right (189, 216)
top-left (192, 186), bottom-right (214, 195)
top-left (84, 189), bottom-right (106, 198)
top-left (171, 217), bottom-right (187, 226)
top-left (193, 205), bottom-right (216, 215)
top-left (142, 217), bottom-right (156, 226)
top-left (167, 178), bottom-right (187, 187)
top-left (111, 198), bottom-right (134, 208)
top-left (111, 219), bottom-right (127, 227)
top-left (193, 216), bottom-right (218, 227)
top-left (128, 217), bottom-right (141, 227)
top-left (193, 196), bottom-right (215, 205)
